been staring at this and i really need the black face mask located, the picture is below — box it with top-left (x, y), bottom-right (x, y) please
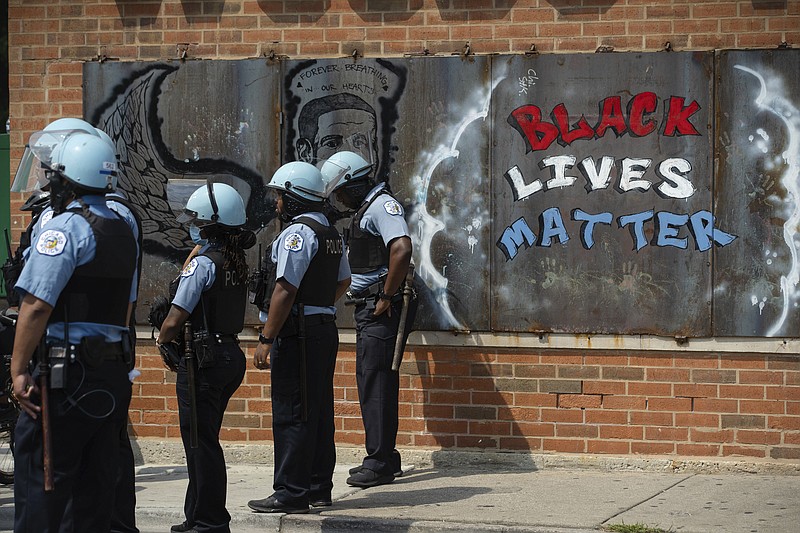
top-left (341, 179), bottom-right (372, 208)
top-left (280, 193), bottom-right (323, 223)
top-left (47, 171), bottom-right (75, 215)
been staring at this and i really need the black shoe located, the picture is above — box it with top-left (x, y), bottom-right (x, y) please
top-left (171, 522), bottom-right (194, 533)
top-left (248, 495), bottom-right (309, 514)
top-left (346, 468), bottom-right (395, 488)
top-left (351, 464), bottom-right (403, 476)
top-left (309, 490), bottom-right (332, 507)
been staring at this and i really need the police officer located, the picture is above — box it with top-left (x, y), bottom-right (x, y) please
top-left (321, 151), bottom-right (417, 488)
top-left (13, 118), bottom-right (142, 533)
top-left (10, 129), bottom-right (138, 532)
top-left (248, 162), bottom-right (350, 514)
top-left (156, 181), bottom-right (250, 533)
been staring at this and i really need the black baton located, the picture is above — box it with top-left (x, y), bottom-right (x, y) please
top-left (184, 321), bottom-right (199, 448)
top-left (298, 303), bottom-right (308, 422)
top-left (38, 337), bottom-right (54, 492)
top-left (391, 262), bottom-right (416, 371)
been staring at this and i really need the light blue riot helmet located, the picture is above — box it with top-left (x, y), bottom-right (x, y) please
top-left (176, 181), bottom-right (247, 229)
top-left (319, 150), bottom-right (373, 195)
top-left (48, 133), bottom-right (118, 191)
top-left (12, 117), bottom-right (115, 193)
top-left (267, 161), bottom-right (327, 202)
top-left (319, 150), bottom-right (376, 213)
top-left (38, 132), bottom-right (118, 213)
top-left (267, 162), bottom-right (327, 222)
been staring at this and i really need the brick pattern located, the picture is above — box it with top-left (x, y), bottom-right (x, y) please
top-left (8, 0), bottom-right (800, 460)
top-left (128, 343), bottom-right (800, 460)
top-left (7, 0), bottom-right (798, 227)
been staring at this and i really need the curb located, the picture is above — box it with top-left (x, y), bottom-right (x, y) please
top-left (132, 438), bottom-right (800, 476)
top-left (281, 514), bottom-right (601, 532)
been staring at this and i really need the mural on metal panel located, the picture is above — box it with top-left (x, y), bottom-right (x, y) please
top-left (79, 52), bottom-right (799, 337)
top-left (715, 50), bottom-right (800, 337)
top-left (280, 57), bottom-right (494, 332)
top-left (283, 59), bottom-right (406, 190)
top-left (399, 57), bottom-right (494, 332)
top-left (490, 53), bottom-right (731, 336)
top-left (83, 60), bottom-right (279, 323)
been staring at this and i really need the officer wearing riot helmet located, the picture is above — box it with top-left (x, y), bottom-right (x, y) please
top-left (155, 181), bottom-right (251, 533)
top-left (248, 162), bottom-right (350, 514)
top-left (321, 150), bottom-right (417, 488)
top-left (10, 129), bottom-right (138, 532)
top-left (8, 117), bottom-right (143, 533)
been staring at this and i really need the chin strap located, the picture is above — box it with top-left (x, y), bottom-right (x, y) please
top-left (48, 172), bottom-right (77, 215)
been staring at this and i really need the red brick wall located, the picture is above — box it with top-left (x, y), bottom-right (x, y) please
top-left (127, 341), bottom-right (800, 461)
top-left (8, 0), bottom-right (800, 461)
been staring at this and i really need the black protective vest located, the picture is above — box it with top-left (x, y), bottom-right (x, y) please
top-left (347, 188), bottom-right (392, 274)
top-left (50, 207), bottom-right (137, 327)
top-left (191, 248), bottom-right (247, 335)
top-left (294, 216), bottom-right (343, 307)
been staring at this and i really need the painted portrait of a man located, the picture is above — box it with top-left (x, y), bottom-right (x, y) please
top-left (295, 93), bottom-right (380, 170)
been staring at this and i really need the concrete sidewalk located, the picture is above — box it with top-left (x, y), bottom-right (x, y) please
top-left (1, 459), bottom-right (798, 532)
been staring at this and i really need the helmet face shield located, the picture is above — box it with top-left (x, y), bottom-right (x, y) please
top-left (167, 178), bottom-right (204, 222)
top-left (10, 147), bottom-right (41, 192)
top-left (11, 129), bottom-right (95, 192)
top-left (176, 179), bottom-right (247, 228)
top-left (317, 136), bottom-right (376, 198)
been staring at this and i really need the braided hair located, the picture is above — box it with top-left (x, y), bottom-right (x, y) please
top-left (204, 225), bottom-right (253, 281)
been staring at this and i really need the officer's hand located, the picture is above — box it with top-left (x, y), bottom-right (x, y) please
top-left (374, 298), bottom-right (391, 317)
top-left (253, 342), bottom-right (271, 370)
top-left (12, 373), bottom-right (40, 419)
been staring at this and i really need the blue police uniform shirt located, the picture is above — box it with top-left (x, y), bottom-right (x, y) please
top-left (171, 245), bottom-right (216, 315)
top-left (26, 197), bottom-right (141, 298)
top-left (349, 183), bottom-right (410, 293)
top-left (258, 211), bottom-right (350, 323)
top-left (14, 195), bottom-right (137, 344)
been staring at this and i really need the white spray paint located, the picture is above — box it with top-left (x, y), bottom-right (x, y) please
top-left (411, 70), bottom-right (506, 330)
top-left (735, 65), bottom-right (800, 336)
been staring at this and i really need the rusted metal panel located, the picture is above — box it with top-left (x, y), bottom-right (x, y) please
top-left (83, 59), bottom-right (282, 325)
top-left (714, 49), bottom-right (800, 337)
top-left (398, 56), bottom-right (493, 332)
top-left (281, 56), bottom-right (492, 331)
top-left (490, 52), bottom-right (716, 336)
top-left (77, 52), bottom-right (798, 339)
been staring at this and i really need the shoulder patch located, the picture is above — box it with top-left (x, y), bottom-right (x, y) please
top-left (383, 199), bottom-right (403, 216)
top-left (36, 229), bottom-right (68, 256)
top-left (181, 258), bottom-right (199, 277)
top-left (284, 233), bottom-right (304, 252)
top-left (39, 210), bottom-right (54, 228)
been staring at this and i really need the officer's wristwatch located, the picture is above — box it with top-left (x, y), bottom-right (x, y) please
top-left (378, 289), bottom-right (393, 301)
top-left (258, 333), bottom-right (274, 345)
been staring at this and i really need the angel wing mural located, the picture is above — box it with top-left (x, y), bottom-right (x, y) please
top-left (84, 60), bottom-right (282, 320)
